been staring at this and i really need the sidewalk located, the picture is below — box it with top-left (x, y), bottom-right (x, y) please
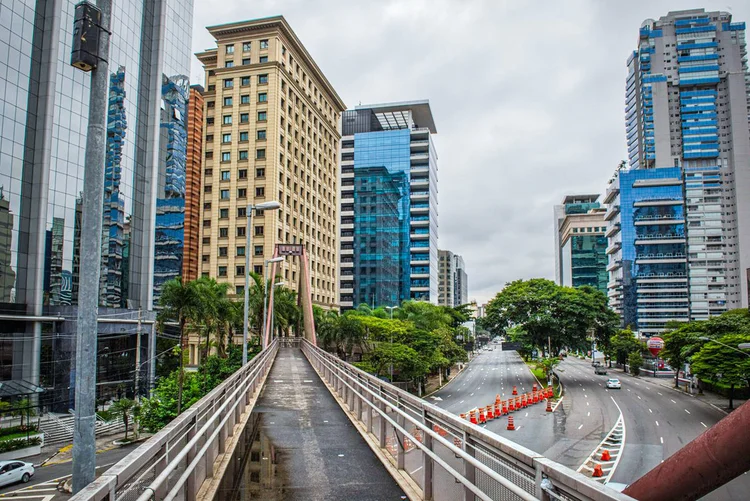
top-left (28, 430), bottom-right (147, 467)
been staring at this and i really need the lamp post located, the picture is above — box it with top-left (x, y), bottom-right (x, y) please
top-left (268, 281), bottom-right (285, 343)
top-left (243, 201), bottom-right (281, 365)
top-left (262, 257), bottom-right (285, 350)
top-left (385, 306), bottom-right (398, 381)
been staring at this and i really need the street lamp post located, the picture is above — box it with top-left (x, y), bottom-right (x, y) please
top-left (262, 257), bottom-right (285, 350)
top-left (385, 306), bottom-right (398, 381)
top-left (243, 201), bottom-right (281, 365)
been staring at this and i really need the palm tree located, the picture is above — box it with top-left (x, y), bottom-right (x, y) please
top-left (271, 287), bottom-right (300, 338)
top-left (158, 278), bottom-right (200, 414)
top-left (110, 398), bottom-right (135, 441)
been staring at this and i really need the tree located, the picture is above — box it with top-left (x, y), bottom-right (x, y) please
top-left (608, 329), bottom-right (641, 366)
top-left (662, 324), bottom-right (703, 388)
top-left (691, 333), bottom-right (750, 409)
top-left (628, 351), bottom-right (643, 376)
top-left (110, 398), bottom-right (135, 441)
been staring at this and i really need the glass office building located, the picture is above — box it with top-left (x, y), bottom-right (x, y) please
top-left (339, 101), bottom-right (438, 309)
top-left (0, 0), bottom-right (194, 407)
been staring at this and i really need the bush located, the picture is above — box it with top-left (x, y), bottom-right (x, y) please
top-left (0, 436), bottom-right (41, 453)
top-left (0, 425), bottom-right (38, 438)
top-left (628, 351), bottom-right (643, 376)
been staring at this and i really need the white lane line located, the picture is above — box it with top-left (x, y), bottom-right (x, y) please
top-left (685, 409), bottom-right (691, 414)
top-left (637, 395), bottom-right (642, 400)
top-left (586, 401), bottom-right (589, 406)
top-left (447, 395), bottom-right (452, 398)
top-left (671, 399), bottom-right (677, 404)
top-left (578, 424), bottom-right (583, 430)
top-left (660, 437), bottom-right (664, 444)
top-left (584, 394), bottom-right (588, 398)
top-left (658, 392), bottom-right (663, 396)
top-left (649, 408), bottom-right (653, 413)
top-left (701, 422), bottom-right (707, 428)
top-left (525, 412), bottom-right (529, 417)
top-left (655, 421), bottom-right (659, 426)
top-left (470, 393), bottom-right (474, 396)
top-left (460, 400), bottom-right (464, 404)
top-left (587, 411), bottom-right (591, 417)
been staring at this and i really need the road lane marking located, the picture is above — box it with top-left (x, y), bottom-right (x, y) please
top-left (671, 399), bottom-right (677, 404)
top-left (655, 421), bottom-right (659, 426)
top-left (525, 412), bottom-right (528, 417)
top-left (701, 422), bottom-right (707, 428)
top-left (648, 408), bottom-right (653, 413)
top-left (578, 424), bottom-right (583, 430)
top-left (587, 412), bottom-right (590, 417)
top-left (637, 395), bottom-right (642, 400)
top-left (470, 393), bottom-right (474, 396)
top-left (660, 437), bottom-right (664, 444)
top-left (460, 400), bottom-right (464, 404)
top-left (685, 409), bottom-right (691, 414)
top-left (584, 394), bottom-right (588, 398)
top-left (658, 392), bottom-right (663, 396)
top-left (447, 395), bottom-right (451, 398)
top-left (586, 402), bottom-right (589, 406)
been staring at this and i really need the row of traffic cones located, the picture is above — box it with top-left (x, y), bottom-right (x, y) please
top-left (461, 384), bottom-right (556, 428)
top-left (592, 450), bottom-right (612, 478)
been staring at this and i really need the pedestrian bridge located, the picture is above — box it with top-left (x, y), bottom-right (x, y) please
top-left (70, 339), bottom-right (634, 501)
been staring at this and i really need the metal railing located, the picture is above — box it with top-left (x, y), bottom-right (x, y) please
top-left (70, 340), bottom-right (279, 501)
top-left (301, 340), bottom-right (635, 501)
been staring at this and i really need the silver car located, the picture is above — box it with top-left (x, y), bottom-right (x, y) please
top-left (0, 460), bottom-right (35, 487)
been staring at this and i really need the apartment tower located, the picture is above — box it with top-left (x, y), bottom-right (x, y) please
top-left (183, 85), bottom-right (205, 282)
top-left (606, 9), bottom-right (750, 334)
top-left (438, 250), bottom-right (455, 306)
top-left (196, 17), bottom-right (345, 308)
top-left (338, 101), bottom-right (439, 310)
top-left (454, 254), bottom-right (469, 306)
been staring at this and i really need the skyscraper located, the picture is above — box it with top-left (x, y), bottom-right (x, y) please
top-left (196, 17), bottom-right (345, 307)
top-left (553, 195), bottom-right (608, 295)
top-left (338, 101), bottom-right (439, 309)
top-left (0, 0), bottom-right (194, 400)
top-left (438, 249), bottom-right (455, 306)
top-left (182, 85), bottom-right (205, 282)
top-left (606, 9), bottom-right (750, 334)
top-left (454, 254), bottom-right (469, 306)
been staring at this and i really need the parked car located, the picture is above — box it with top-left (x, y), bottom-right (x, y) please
top-left (592, 361), bottom-right (602, 367)
top-left (595, 366), bottom-right (608, 375)
top-left (606, 378), bottom-right (622, 389)
top-left (0, 461), bottom-right (34, 488)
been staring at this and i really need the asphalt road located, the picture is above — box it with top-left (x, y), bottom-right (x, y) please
top-left (0, 442), bottom-right (140, 498)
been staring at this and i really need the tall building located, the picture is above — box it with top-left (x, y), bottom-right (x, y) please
top-left (196, 16), bottom-right (345, 308)
top-left (454, 254), bottom-right (468, 306)
top-left (606, 9), bottom-right (750, 334)
top-left (438, 249), bottom-right (455, 306)
top-left (183, 85), bottom-right (205, 282)
top-left (0, 0), bottom-right (194, 404)
top-left (553, 195), bottom-right (608, 295)
top-left (338, 101), bottom-right (439, 309)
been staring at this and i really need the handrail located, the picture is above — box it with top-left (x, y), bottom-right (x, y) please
top-left (70, 340), bottom-right (279, 501)
top-left (301, 340), bottom-right (635, 501)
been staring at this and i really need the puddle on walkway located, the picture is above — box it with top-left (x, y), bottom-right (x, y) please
top-left (212, 412), bottom-right (288, 500)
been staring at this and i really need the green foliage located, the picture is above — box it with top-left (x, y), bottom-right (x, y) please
top-left (628, 351), bottom-right (643, 376)
top-left (608, 329), bottom-right (642, 365)
top-left (535, 357), bottom-right (560, 380)
top-left (662, 323), bottom-right (703, 387)
top-left (483, 279), bottom-right (618, 357)
top-left (0, 436), bottom-right (41, 453)
top-left (691, 332), bottom-right (750, 409)
top-left (110, 398), bottom-right (136, 440)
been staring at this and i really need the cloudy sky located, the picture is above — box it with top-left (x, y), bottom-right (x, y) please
top-left (190, 1), bottom-right (749, 305)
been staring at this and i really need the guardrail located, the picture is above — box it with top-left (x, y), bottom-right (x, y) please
top-left (70, 340), bottom-right (279, 501)
top-left (301, 340), bottom-right (635, 501)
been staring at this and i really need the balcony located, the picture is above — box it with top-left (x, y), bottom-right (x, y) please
top-left (606, 260), bottom-right (622, 272)
top-left (410, 152), bottom-right (429, 162)
top-left (410, 178), bottom-right (429, 188)
top-left (634, 233), bottom-right (686, 245)
top-left (410, 232), bottom-right (429, 240)
top-left (603, 184), bottom-right (620, 204)
top-left (605, 223), bottom-right (621, 238)
top-left (410, 203), bottom-right (429, 213)
top-left (634, 216), bottom-right (685, 226)
top-left (411, 191), bottom-right (429, 200)
top-left (633, 198), bottom-right (682, 207)
top-left (605, 241), bottom-right (621, 255)
top-left (604, 205), bottom-right (620, 221)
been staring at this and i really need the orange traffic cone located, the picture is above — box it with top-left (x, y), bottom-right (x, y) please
top-left (460, 413), bottom-right (466, 421)
top-left (479, 408), bottom-right (486, 424)
top-left (592, 464), bottom-right (603, 477)
top-left (512, 386), bottom-right (518, 395)
top-left (533, 391), bottom-right (539, 404)
top-left (495, 394), bottom-right (501, 405)
top-left (494, 402), bottom-right (501, 417)
top-left (533, 384), bottom-right (538, 392)
top-left (486, 405), bottom-right (494, 420)
top-left (508, 399), bottom-right (515, 411)
top-left (507, 415), bottom-right (515, 430)
top-left (470, 411), bottom-right (478, 424)
top-left (516, 396), bottom-right (521, 409)
top-left (546, 398), bottom-right (553, 412)
top-left (601, 450), bottom-right (611, 461)
top-left (521, 394), bottom-right (527, 408)
top-left (502, 401), bottom-right (508, 415)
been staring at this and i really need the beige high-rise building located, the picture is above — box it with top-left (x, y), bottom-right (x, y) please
top-left (196, 16), bottom-right (345, 308)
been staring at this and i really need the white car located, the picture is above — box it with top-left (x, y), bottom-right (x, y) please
top-left (0, 460), bottom-right (34, 487)
top-left (606, 378), bottom-right (622, 389)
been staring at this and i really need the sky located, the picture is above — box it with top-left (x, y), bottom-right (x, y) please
top-left (190, 1), bottom-right (750, 305)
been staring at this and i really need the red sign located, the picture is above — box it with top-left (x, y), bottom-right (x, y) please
top-left (647, 337), bottom-right (664, 357)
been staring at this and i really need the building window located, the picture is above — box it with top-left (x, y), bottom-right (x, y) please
top-left (218, 246), bottom-right (228, 257)
top-left (206, 101), bottom-right (215, 109)
top-left (256, 167), bottom-right (265, 178)
top-left (241, 95), bottom-right (250, 105)
top-left (218, 266), bottom-right (227, 277)
top-left (254, 225), bottom-right (264, 236)
top-left (240, 113), bottom-right (249, 124)
top-left (237, 246), bottom-right (245, 256)
top-left (206, 116), bottom-right (214, 125)
top-left (259, 56), bottom-right (268, 63)
top-left (239, 131), bottom-right (249, 141)
top-left (254, 265), bottom-right (263, 274)
top-left (203, 202), bottom-right (212, 210)
top-left (242, 41), bottom-right (251, 52)
top-left (258, 92), bottom-right (267, 102)
top-left (202, 254), bottom-right (209, 262)
top-left (225, 60), bottom-right (234, 68)
top-left (207, 85), bottom-right (215, 92)
top-left (220, 189), bottom-right (230, 199)
top-left (255, 209), bottom-right (264, 217)
top-left (221, 152), bottom-right (231, 162)
top-left (202, 237), bottom-right (211, 245)
top-left (204, 185), bottom-right (212, 193)
top-left (222, 115), bottom-right (232, 125)
top-left (241, 76), bottom-right (250, 86)
top-left (236, 265), bottom-right (245, 276)
top-left (257, 129), bottom-right (266, 140)
top-left (237, 226), bottom-right (246, 237)
top-left (260, 39), bottom-right (269, 49)
top-left (242, 58), bottom-right (250, 66)
top-left (222, 133), bottom-right (231, 143)
top-left (239, 150), bottom-right (249, 160)
top-left (256, 148), bottom-right (266, 159)
top-left (223, 97), bottom-right (232, 106)
top-left (254, 245), bottom-right (264, 256)
top-left (202, 219), bottom-right (211, 227)
top-left (257, 111), bottom-right (267, 121)
top-left (219, 208), bottom-right (229, 219)
top-left (255, 187), bottom-right (265, 197)
top-left (223, 79), bottom-right (233, 88)
top-left (226, 44), bottom-right (234, 54)
top-left (237, 207), bottom-right (247, 217)
top-left (206, 134), bottom-right (214, 142)
top-left (205, 151), bottom-right (213, 159)
top-left (219, 227), bottom-right (229, 238)
top-left (239, 169), bottom-right (248, 179)
top-left (238, 188), bottom-right (247, 198)
top-left (220, 170), bottom-right (230, 181)
top-left (258, 74), bottom-right (268, 84)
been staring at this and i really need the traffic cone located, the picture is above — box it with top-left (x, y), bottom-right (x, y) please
top-left (592, 464), bottom-right (603, 477)
top-left (479, 408), bottom-right (486, 424)
top-left (533, 384), bottom-right (537, 392)
top-left (533, 391), bottom-right (539, 404)
top-left (494, 402), bottom-right (501, 417)
top-left (521, 394), bottom-right (527, 408)
top-left (495, 394), bottom-right (501, 405)
top-left (508, 399), bottom-right (515, 412)
top-left (507, 415), bottom-right (515, 430)
top-left (502, 401), bottom-right (508, 415)
top-left (546, 398), bottom-right (553, 412)
top-left (486, 405), bottom-right (494, 420)
top-left (470, 411), bottom-right (478, 424)
top-left (516, 396), bottom-right (521, 409)
top-left (460, 413), bottom-right (466, 421)
top-left (601, 450), bottom-right (611, 461)
top-left (512, 386), bottom-right (518, 395)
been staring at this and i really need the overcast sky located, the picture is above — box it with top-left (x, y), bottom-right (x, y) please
top-left (191, 1), bottom-right (750, 305)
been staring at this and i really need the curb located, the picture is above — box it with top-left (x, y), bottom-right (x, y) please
top-left (423, 360), bottom-right (471, 398)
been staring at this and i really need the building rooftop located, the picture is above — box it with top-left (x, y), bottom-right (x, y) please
top-left (561, 194), bottom-right (599, 204)
top-left (355, 100), bottom-right (437, 133)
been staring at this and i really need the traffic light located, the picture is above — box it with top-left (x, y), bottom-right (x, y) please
top-left (71, 2), bottom-right (102, 72)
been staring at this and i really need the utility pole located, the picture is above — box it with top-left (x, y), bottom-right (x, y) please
top-left (70, 0), bottom-right (111, 493)
top-left (134, 309), bottom-right (142, 401)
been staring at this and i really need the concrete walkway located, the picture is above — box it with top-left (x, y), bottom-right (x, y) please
top-left (216, 347), bottom-right (406, 501)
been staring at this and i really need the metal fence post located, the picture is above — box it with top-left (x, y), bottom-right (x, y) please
top-left (463, 432), bottom-right (475, 501)
top-left (422, 409), bottom-right (433, 500)
top-left (396, 395), bottom-right (405, 470)
top-left (378, 386), bottom-right (386, 449)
